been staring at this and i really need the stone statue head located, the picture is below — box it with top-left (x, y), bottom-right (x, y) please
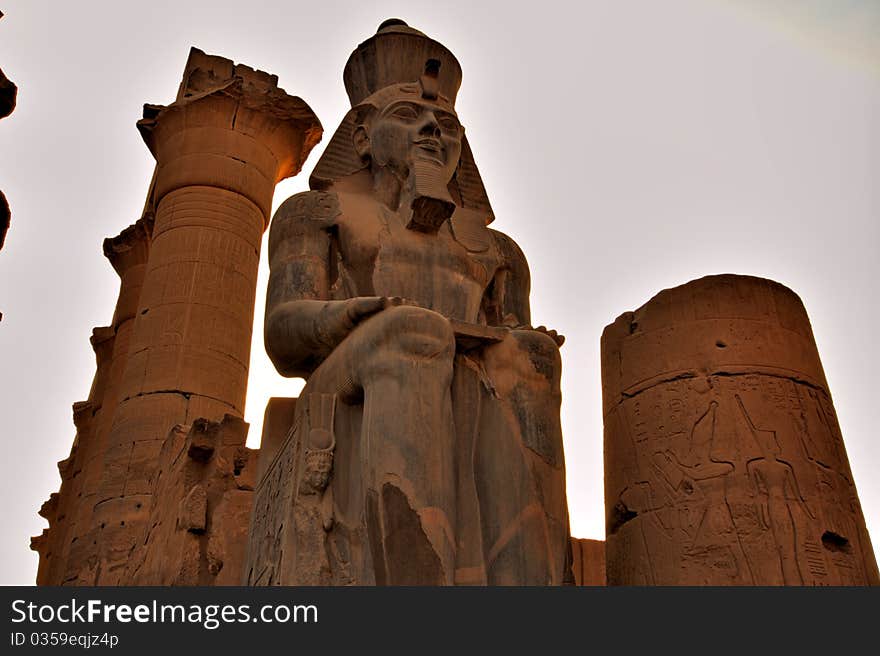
top-left (352, 75), bottom-right (463, 189)
top-left (302, 448), bottom-right (334, 493)
top-left (309, 19), bottom-right (494, 226)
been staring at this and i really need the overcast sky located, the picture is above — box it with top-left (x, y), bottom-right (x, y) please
top-left (1, 0), bottom-right (878, 585)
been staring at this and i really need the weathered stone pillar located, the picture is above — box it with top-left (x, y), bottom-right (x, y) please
top-left (69, 219), bottom-right (155, 584)
top-left (89, 49), bottom-right (321, 584)
top-left (602, 274), bottom-right (878, 585)
top-left (32, 217), bottom-right (153, 584)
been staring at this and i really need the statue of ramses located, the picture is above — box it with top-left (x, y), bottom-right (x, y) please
top-left (247, 20), bottom-right (572, 585)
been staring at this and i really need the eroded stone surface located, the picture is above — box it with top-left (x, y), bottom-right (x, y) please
top-left (85, 49), bottom-right (318, 585)
top-left (32, 217), bottom-right (153, 585)
top-left (602, 274), bottom-right (879, 585)
top-left (246, 20), bottom-right (571, 586)
top-left (34, 48), bottom-right (320, 585)
top-left (123, 416), bottom-right (257, 585)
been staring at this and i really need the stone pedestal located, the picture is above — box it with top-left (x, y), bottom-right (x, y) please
top-left (602, 274), bottom-right (879, 585)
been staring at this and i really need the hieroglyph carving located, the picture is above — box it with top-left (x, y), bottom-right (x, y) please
top-left (603, 275), bottom-right (878, 585)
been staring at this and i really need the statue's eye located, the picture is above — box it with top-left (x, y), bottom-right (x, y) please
top-left (389, 104), bottom-right (419, 121)
top-left (436, 114), bottom-right (461, 134)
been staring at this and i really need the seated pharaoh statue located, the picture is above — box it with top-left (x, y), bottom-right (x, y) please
top-left (246, 19), bottom-right (572, 585)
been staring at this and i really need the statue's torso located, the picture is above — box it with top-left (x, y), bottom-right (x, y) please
top-left (332, 193), bottom-right (501, 324)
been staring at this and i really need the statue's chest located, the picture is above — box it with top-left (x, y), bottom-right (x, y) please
top-left (335, 209), bottom-right (496, 318)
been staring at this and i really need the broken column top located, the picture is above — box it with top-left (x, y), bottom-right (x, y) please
top-left (601, 273), bottom-right (830, 416)
top-left (138, 46), bottom-right (322, 183)
top-left (102, 214), bottom-right (154, 276)
top-left (135, 46), bottom-right (323, 225)
top-left (606, 274), bottom-right (813, 336)
top-left (175, 47), bottom-right (280, 102)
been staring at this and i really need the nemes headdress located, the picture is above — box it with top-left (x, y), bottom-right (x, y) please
top-left (310, 19), bottom-right (494, 225)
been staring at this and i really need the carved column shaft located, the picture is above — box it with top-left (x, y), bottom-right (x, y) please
top-left (602, 274), bottom-right (878, 585)
top-left (88, 49), bottom-right (320, 584)
top-left (32, 218), bottom-right (153, 584)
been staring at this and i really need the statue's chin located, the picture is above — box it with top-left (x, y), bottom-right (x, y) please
top-left (409, 159), bottom-right (453, 193)
top-left (413, 149), bottom-right (446, 168)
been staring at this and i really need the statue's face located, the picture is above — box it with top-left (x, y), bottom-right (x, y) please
top-left (307, 467), bottom-right (330, 491)
top-left (367, 97), bottom-right (462, 183)
top-left (303, 454), bottom-right (332, 492)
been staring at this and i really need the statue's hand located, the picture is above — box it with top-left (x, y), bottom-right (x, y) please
top-left (533, 325), bottom-right (565, 347)
top-left (345, 296), bottom-right (397, 322)
top-left (505, 314), bottom-right (564, 347)
top-left (316, 297), bottom-right (402, 346)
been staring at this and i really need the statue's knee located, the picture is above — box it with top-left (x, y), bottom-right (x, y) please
top-left (353, 306), bottom-right (455, 384)
top-left (378, 306), bottom-right (455, 362)
top-left (507, 330), bottom-right (562, 385)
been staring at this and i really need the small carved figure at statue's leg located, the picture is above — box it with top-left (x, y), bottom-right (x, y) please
top-left (300, 393), bottom-right (336, 497)
top-left (290, 394), bottom-right (338, 585)
top-left (476, 329), bottom-right (569, 584)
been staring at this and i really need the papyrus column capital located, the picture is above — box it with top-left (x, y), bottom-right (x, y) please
top-left (137, 48), bottom-right (321, 223)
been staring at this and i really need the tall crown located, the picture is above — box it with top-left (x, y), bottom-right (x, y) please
top-left (343, 19), bottom-right (463, 107)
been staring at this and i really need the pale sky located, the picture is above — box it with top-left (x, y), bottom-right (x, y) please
top-left (1, 0), bottom-right (878, 585)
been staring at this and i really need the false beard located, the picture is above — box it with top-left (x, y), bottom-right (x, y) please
top-left (404, 159), bottom-right (455, 233)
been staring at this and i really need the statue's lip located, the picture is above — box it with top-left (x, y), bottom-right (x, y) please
top-left (414, 138), bottom-right (443, 151)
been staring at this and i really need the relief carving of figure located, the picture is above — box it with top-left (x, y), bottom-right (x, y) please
top-left (736, 394), bottom-right (815, 584)
top-left (262, 20), bottom-right (571, 585)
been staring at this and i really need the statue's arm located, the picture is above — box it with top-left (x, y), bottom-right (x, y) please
top-left (486, 229), bottom-right (531, 328)
top-left (264, 191), bottom-right (388, 377)
top-left (488, 229), bottom-right (564, 346)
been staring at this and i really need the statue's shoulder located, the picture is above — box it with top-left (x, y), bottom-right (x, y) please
top-left (487, 228), bottom-right (529, 272)
top-left (268, 191), bottom-right (341, 260)
top-left (272, 190), bottom-right (341, 231)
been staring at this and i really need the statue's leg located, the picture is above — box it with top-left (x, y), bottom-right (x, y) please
top-left (304, 305), bottom-right (457, 585)
top-left (475, 329), bottom-right (570, 584)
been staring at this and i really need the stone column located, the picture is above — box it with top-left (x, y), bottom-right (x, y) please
top-left (32, 217), bottom-right (153, 584)
top-left (602, 274), bottom-right (879, 585)
top-left (69, 219), bottom-right (154, 584)
top-left (89, 49), bottom-right (321, 584)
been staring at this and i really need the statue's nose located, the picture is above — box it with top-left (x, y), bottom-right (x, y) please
top-left (419, 113), bottom-right (442, 137)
